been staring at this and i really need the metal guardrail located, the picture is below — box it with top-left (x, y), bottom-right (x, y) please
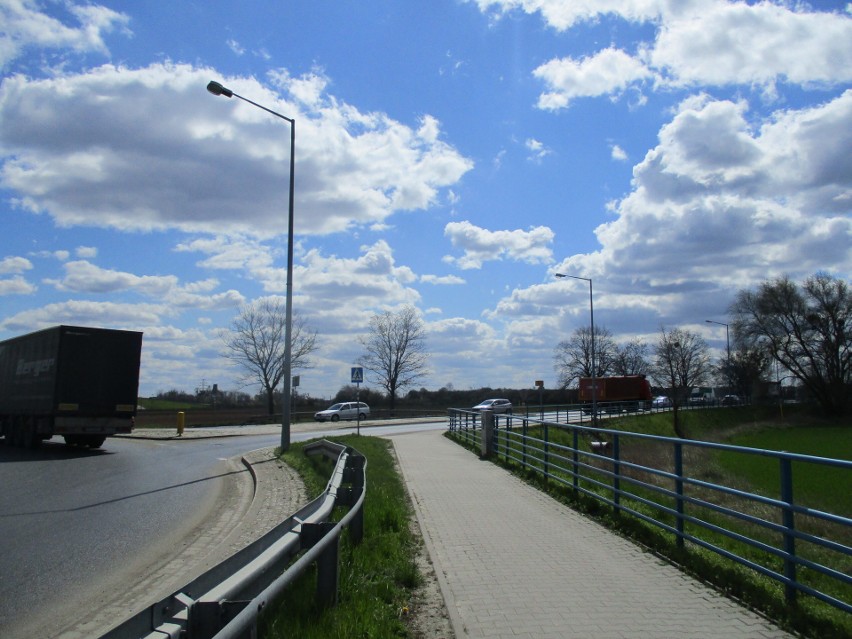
top-left (98, 439), bottom-right (366, 639)
top-left (448, 408), bottom-right (852, 616)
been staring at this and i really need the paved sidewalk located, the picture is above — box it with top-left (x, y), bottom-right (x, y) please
top-left (388, 429), bottom-right (793, 639)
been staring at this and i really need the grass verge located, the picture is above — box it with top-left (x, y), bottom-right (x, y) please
top-left (261, 435), bottom-right (425, 639)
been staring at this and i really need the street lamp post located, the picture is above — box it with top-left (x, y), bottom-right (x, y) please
top-left (705, 319), bottom-right (731, 391)
top-left (207, 80), bottom-right (295, 451)
top-left (705, 319), bottom-right (730, 361)
top-left (556, 273), bottom-right (596, 423)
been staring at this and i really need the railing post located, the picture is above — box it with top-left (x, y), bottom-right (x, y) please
top-left (480, 410), bottom-right (495, 458)
top-left (543, 422), bottom-right (550, 481)
top-left (612, 434), bottom-right (621, 514)
top-left (522, 418), bottom-right (528, 467)
top-left (572, 427), bottom-right (579, 495)
top-left (674, 442), bottom-right (684, 548)
top-left (780, 457), bottom-right (797, 606)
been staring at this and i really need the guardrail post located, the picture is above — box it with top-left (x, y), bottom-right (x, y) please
top-left (780, 457), bottom-right (797, 606)
top-left (674, 442), bottom-right (684, 548)
top-left (347, 454), bottom-right (366, 544)
top-left (303, 521), bottom-right (340, 607)
top-left (480, 410), bottom-right (495, 458)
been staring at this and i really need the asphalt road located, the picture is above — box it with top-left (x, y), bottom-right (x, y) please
top-left (0, 434), bottom-right (278, 639)
top-left (0, 420), bottom-right (446, 639)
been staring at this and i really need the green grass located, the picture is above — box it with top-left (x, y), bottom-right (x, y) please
top-left (717, 424), bottom-right (852, 517)
top-left (262, 435), bottom-right (422, 639)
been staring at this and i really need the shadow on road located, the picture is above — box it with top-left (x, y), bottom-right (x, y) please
top-left (0, 439), bottom-right (112, 463)
top-left (0, 466), bottom-right (249, 518)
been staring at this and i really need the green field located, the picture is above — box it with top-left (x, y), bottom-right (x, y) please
top-left (717, 423), bottom-right (852, 517)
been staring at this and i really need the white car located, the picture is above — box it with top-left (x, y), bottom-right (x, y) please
top-left (472, 398), bottom-right (513, 414)
top-left (314, 402), bottom-right (370, 422)
top-left (652, 395), bottom-right (672, 408)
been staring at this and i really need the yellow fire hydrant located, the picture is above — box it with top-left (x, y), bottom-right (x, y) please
top-left (177, 411), bottom-right (185, 437)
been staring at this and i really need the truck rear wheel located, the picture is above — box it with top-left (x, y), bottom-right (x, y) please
top-left (85, 436), bottom-right (106, 449)
top-left (63, 435), bottom-right (105, 448)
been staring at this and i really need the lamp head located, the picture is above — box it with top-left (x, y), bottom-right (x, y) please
top-left (207, 81), bottom-right (233, 98)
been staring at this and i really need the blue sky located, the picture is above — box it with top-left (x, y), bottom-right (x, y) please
top-left (1, 0), bottom-right (850, 400)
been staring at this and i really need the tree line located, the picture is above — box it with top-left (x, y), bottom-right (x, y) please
top-left (554, 273), bottom-right (849, 423)
top-left (216, 272), bottom-right (849, 422)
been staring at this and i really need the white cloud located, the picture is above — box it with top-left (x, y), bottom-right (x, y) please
top-left (485, 2), bottom-right (852, 106)
top-left (525, 138), bottom-right (552, 162)
top-left (420, 273), bottom-right (466, 285)
top-left (443, 221), bottom-right (555, 269)
top-left (0, 275), bottom-right (36, 295)
top-left (534, 47), bottom-right (653, 110)
top-left (611, 144), bottom-right (628, 161)
top-left (226, 39), bottom-right (245, 56)
top-left (0, 0), bottom-right (130, 69)
top-left (469, 0), bottom-right (666, 32)
top-left (650, 3), bottom-right (852, 88)
top-left (0, 63), bottom-right (474, 238)
top-left (75, 245), bottom-right (98, 258)
top-left (43, 260), bottom-right (246, 310)
top-left (298, 240), bottom-right (420, 308)
top-left (0, 300), bottom-right (167, 332)
top-left (563, 91), bottom-right (852, 300)
top-left (0, 255), bottom-right (33, 274)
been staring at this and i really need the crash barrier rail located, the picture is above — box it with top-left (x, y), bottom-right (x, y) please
top-left (98, 439), bottom-right (366, 639)
top-left (448, 409), bottom-right (851, 616)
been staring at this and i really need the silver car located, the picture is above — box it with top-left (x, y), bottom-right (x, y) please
top-left (314, 402), bottom-right (370, 422)
top-left (472, 398), bottom-right (513, 414)
top-left (652, 395), bottom-right (672, 408)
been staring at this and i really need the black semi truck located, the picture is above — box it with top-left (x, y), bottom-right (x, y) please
top-left (0, 325), bottom-right (143, 448)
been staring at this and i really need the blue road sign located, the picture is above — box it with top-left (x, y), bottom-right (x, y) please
top-left (351, 367), bottom-right (364, 384)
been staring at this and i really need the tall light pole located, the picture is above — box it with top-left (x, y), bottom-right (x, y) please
top-left (556, 273), bottom-right (596, 423)
top-left (704, 319), bottom-right (730, 361)
top-left (207, 80), bottom-right (295, 451)
top-left (705, 319), bottom-right (731, 392)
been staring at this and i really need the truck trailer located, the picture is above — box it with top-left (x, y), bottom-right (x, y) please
top-left (578, 375), bottom-right (653, 413)
top-left (0, 325), bottom-right (142, 448)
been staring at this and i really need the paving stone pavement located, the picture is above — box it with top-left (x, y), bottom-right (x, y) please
top-left (387, 429), bottom-right (795, 639)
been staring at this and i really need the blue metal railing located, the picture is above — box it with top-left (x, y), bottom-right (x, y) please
top-left (448, 408), bottom-right (851, 616)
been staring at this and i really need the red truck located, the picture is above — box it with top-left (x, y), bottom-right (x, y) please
top-left (0, 325), bottom-right (142, 448)
top-left (578, 375), bottom-right (652, 413)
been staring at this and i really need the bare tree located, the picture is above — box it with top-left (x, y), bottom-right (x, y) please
top-left (221, 299), bottom-right (318, 416)
top-left (730, 273), bottom-right (850, 416)
top-left (611, 338), bottom-right (650, 377)
top-left (358, 306), bottom-right (429, 411)
top-left (651, 327), bottom-right (712, 438)
top-left (553, 325), bottom-right (616, 388)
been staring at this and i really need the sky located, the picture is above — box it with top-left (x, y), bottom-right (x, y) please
top-left (0, 0), bottom-right (850, 401)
